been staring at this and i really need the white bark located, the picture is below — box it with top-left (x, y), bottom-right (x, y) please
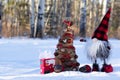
top-left (102, 0), bottom-right (108, 18)
top-left (34, 0), bottom-right (45, 38)
top-left (0, 1), bottom-right (2, 38)
top-left (29, 0), bottom-right (35, 37)
top-left (80, 0), bottom-right (86, 38)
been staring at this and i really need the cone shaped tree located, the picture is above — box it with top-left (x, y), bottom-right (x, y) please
top-left (54, 20), bottom-right (80, 72)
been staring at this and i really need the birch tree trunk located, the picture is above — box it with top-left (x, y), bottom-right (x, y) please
top-left (94, 0), bottom-right (99, 28)
top-left (86, 0), bottom-right (93, 36)
top-left (66, 0), bottom-right (72, 18)
top-left (0, 1), bottom-right (2, 38)
top-left (73, 0), bottom-right (80, 26)
top-left (109, 0), bottom-right (114, 35)
top-left (29, 0), bottom-right (35, 38)
top-left (102, 0), bottom-right (108, 18)
top-left (35, 0), bottom-right (45, 38)
top-left (79, 0), bottom-right (86, 39)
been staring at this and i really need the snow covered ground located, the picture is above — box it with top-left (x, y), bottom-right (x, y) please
top-left (0, 38), bottom-right (120, 80)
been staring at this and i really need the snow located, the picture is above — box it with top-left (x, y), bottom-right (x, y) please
top-left (0, 38), bottom-right (120, 80)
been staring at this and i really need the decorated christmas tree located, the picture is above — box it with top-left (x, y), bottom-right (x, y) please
top-left (54, 20), bottom-right (80, 73)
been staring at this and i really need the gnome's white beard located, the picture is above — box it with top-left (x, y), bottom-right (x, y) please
top-left (87, 39), bottom-right (111, 61)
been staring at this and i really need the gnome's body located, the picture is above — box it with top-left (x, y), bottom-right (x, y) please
top-left (87, 38), bottom-right (111, 71)
top-left (88, 38), bottom-right (111, 62)
top-left (87, 8), bottom-right (113, 72)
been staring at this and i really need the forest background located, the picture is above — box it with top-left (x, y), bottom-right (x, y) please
top-left (0, 0), bottom-right (119, 39)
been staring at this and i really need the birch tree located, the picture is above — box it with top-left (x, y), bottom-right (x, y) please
top-left (86, 0), bottom-right (93, 36)
top-left (102, 0), bottom-right (108, 18)
top-left (65, 0), bottom-right (72, 18)
top-left (29, 0), bottom-right (35, 38)
top-left (0, 1), bottom-right (2, 38)
top-left (34, 0), bottom-right (45, 38)
top-left (79, 0), bottom-right (86, 39)
top-left (44, 0), bottom-right (57, 38)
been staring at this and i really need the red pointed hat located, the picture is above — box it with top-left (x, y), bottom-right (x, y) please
top-left (92, 8), bottom-right (111, 41)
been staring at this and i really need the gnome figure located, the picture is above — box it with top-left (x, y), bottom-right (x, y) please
top-left (87, 8), bottom-right (113, 73)
top-left (54, 20), bottom-right (80, 73)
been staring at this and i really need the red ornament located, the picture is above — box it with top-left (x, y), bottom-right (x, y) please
top-left (67, 38), bottom-right (73, 43)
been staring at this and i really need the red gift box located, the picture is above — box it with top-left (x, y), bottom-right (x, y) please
top-left (40, 58), bottom-right (55, 74)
